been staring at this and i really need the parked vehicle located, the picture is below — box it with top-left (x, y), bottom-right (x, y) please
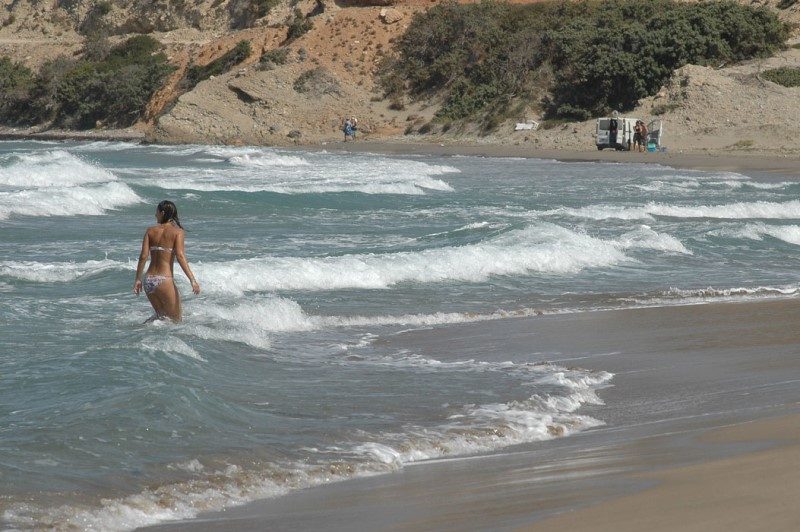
top-left (596, 117), bottom-right (665, 151)
top-left (596, 116), bottom-right (638, 151)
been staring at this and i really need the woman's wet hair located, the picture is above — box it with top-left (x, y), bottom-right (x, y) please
top-left (157, 200), bottom-right (183, 229)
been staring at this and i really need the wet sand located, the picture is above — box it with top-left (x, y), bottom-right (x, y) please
top-left (147, 298), bottom-right (800, 531)
top-left (318, 141), bottom-right (800, 177)
top-left (527, 415), bottom-right (800, 532)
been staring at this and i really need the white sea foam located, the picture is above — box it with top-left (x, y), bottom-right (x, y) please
top-left (141, 337), bottom-right (205, 361)
top-left (193, 282), bottom-right (799, 345)
top-left (227, 152), bottom-right (311, 167)
top-left (3, 358), bottom-right (611, 531)
top-left (422, 221), bottom-right (501, 238)
top-left (715, 179), bottom-right (794, 190)
top-left (138, 153), bottom-right (458, 195)
top-left (0, 150), bottom-right (119, 187)
top-left (633, 180), bottom-right (702, 193)
top-left (545, 199), bottom-right (800, 221)
top-left (0, 259), bottom-right (124, 282)
top-left (348, 358), bottom-right (612, 465)
top-left (181, 297), bottom-right (552, 348)
top-left (614, 225), bottom-right (692, 254)
top-left (67, 141), bottom-right (142, 152)
top-left (0, 181), bottom-right (141, 219)
top-left (625, 285), bottom-right (800, 307)
top-left (195, 223), bottom-right (632, 295)
top-left (709, 222), bottom-right (800, 246)
top-left (0, 149), bottom-right (140, 219)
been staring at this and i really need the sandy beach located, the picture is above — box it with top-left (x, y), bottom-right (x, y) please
top-left (144, 296), bottom-right (800, 531)
top-left (319, 140), bottom-right (800, 176)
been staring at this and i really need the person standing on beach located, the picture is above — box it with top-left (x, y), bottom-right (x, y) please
top-left (133, 200), bottom-right (200, 322)
top-left (609, 112), bottom-right (619, 148)
top-left (342, 117), bottom-right (354, 141)
top-left (633, 120), bottom-right (649, 152)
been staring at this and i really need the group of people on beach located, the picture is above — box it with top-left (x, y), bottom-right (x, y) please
top-left (342, 116), bottom-right (358, 141)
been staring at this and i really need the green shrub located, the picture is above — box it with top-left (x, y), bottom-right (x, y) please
top-left (261, 47), bottom-right (289, 65)
top-left (182, 40), bottom-right (251, 90)
top-left (0, 57), bottom-right (34, 124)
top-left (258, 47), bottom-right (289, 70)
top-left (253, 0), bottom-right (281, 18)
top-left (0, 36), bottom-right (174, 129)
top-left (24, 57), bottom-right (77, 124)
top-left (381, 0), bottom-right (787, 129)
top-left (54, 36), bottom-right (173, 128)
top-left (651, 102), bottom-right (681, 115)
top-left (286, 8), bottom-right (313, 42)
top-left (293, 67), bottom-right (340, 95)
top-left (761, 67), bottom-right (800, 87)
top-left (79, 0), bottom-right (113, 36)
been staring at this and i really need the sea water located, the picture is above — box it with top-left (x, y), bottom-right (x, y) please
top-left (1, 141), bottom-right (799, 529)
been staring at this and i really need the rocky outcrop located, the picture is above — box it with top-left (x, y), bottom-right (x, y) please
top-left (379, 8), bottom-right (403, 24)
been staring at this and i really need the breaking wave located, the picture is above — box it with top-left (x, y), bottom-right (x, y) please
top-left (544, 200), bottom-right (800, 221)
top-left (195, 223), bottom-right (687, 295)
top-left (0, 150), bottom-right (141, 219)
top-left (2, 357), bottom-right (611, 531)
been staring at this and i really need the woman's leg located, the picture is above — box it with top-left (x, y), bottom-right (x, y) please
top-left (145, 278), bottom-right (182, 321)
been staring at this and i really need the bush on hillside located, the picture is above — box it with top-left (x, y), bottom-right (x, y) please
top-left (0, 35), bottom-right (173, 129)
top-left (79, 0), bottom-right (113, 36)
top-left (182, 40), bottom-right (252, 90)
top-left (23, 57), bottom-right (78, 124)
top-left (381, 0), bottom-right (787, 127)
top-left (761, 67), bottom-right (800, 87)
top-left (230, 0), bottom-right (281, 28)
top-left (286, 9), bottom-right (313, 42)
top-left (293, 67), bottom-right (341, 96)
top-left (0, 57), bottom-right (34, 124)
top-left (258, 47), bottom-right (290, 70)
top-left (55, 36), bottom-right (174, 128)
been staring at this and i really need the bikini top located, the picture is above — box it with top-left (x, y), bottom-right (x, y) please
top-left (150, 245), bottom-right (174, 254)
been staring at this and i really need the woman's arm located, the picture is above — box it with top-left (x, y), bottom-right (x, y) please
top-left (175, 231), bottom-right (201, 294)
top-left (133, 232), bottom-right (150, 295)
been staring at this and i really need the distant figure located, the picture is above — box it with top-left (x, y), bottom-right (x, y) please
top-left (634, 120), bottom-right (648, 152)
top-left (609, 113), bottom-right (619, 147)
top-left (342, 117), bottom-right (354, 141)
top-left (133, 200), bottom-right (200, 322)
top-left (351, 116), bottom-right (358, 140)
top-left (640, 120), bottom-right (648, 151)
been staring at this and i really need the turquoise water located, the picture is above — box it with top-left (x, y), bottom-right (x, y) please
top-left (1, 141), bottom-right (799, 529)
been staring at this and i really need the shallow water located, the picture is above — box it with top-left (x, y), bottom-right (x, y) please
top-left (1, 141), bottom-right (798, 529)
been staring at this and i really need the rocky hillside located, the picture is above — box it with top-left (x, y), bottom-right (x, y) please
top-left (1, 0), bottom-right (799, 152)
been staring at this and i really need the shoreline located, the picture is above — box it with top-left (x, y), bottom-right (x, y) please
top-left (3, 129), bottom-right (800, 176)
top-left (146, 298), bottom-right (800, 531)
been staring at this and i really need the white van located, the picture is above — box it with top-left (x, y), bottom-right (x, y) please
top-left (596, 116), bottom-right (639, 151)
top-left (596, 117), bottom-right (665, 151)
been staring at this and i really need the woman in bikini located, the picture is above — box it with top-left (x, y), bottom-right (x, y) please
top-left (133, 200), bottom-right (200, 321)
